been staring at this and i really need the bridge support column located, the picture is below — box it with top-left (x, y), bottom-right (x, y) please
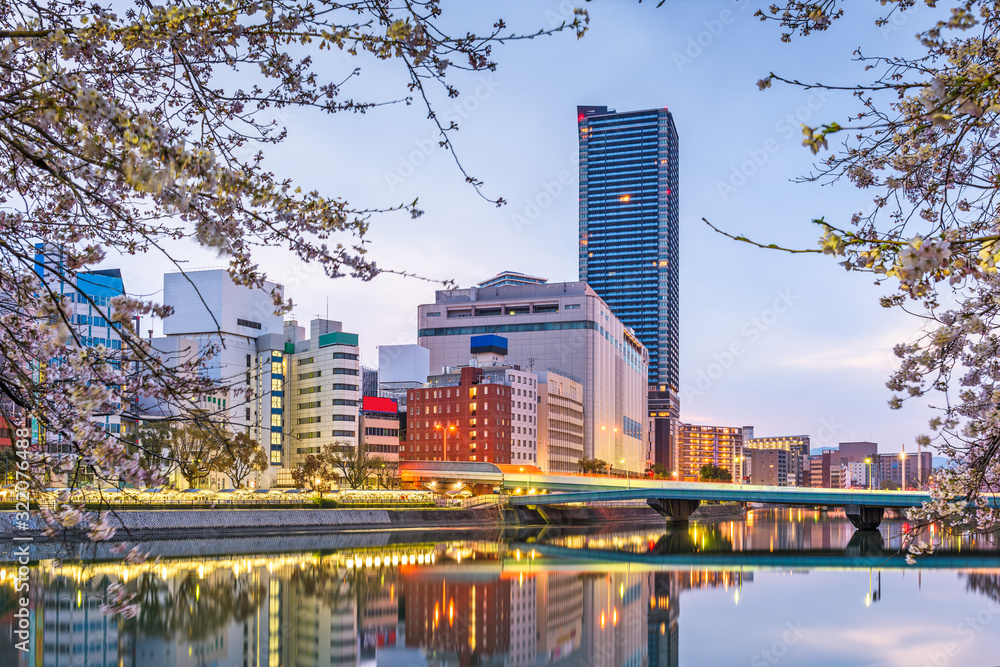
top-left (844, 505), bottom-right (884, 531)
top-left (646, 498), bottom-right (701, 523)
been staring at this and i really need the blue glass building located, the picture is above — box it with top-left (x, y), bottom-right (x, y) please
top-left (578, 106), bottom-right (680, 469)
top-left (578, 106), bottom-right (679, 394)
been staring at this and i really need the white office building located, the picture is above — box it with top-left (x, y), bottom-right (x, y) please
top-left (416, 279), bottom-right (649, 473)
top-left (284, 318), bottom-right (361, 470)
top-left (162, 269), bottom-right (288, 486)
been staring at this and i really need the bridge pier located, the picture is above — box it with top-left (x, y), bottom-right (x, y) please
top-left (646, 498), bottom-right (701, 523)
top-left (845, 505), bottom-right (884, 531)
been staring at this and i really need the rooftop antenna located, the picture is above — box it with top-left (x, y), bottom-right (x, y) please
top-left (326, 296), bottom-right (329, 322)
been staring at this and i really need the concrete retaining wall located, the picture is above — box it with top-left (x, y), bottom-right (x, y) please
top-left (0, 501), bottom-right (742, 542)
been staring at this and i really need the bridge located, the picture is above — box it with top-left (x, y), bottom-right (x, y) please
top-left (506, 482), bottom-right (944, 530)
top-left (400, 461), bottom-right (999, 531)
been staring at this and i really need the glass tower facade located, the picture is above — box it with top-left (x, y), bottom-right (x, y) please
top-left (578, 105), bottom-right (679, 397)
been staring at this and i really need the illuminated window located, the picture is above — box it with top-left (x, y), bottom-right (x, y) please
top-left (271, 361), bottom-right (282, 375)
top-left (271, 378), bottom-right (282, 392)
top-left (271, 414), bottom-right (282, 427)
top-left (270, 432), bottom-right (281, 445)
top-left (270, 450), bottom-right (281, 463)
top-left (271, 396), bottom-right (281, 409)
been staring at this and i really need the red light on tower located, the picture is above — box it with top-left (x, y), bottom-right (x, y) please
top-left (578, 114), bottom-right (585, 122)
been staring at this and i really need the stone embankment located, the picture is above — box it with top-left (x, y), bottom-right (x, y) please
top-left (0, 501), bottom-right (744, 542)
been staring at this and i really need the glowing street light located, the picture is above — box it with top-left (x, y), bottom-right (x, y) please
top-left (435, 423), bottom-right (457, 458)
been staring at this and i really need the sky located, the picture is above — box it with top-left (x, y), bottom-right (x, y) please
top-left (104, 0), bottom-right (947, 455)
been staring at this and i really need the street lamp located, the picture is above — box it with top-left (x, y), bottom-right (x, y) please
top-left (435, 423), bottom-right (457, 459)
top-left (620, 459), bottom-right (630, 489)
top-left (899, 450), bottom-right (906, 490)
top-left (735, 455), bottom-right (743, 490)
top-left (864, 457), bottom-right (872, 491)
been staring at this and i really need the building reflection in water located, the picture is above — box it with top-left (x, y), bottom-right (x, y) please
top-left (1, 510), bottom-right (996, 667)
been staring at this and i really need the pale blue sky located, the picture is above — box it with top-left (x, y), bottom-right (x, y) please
top-left (111, 1), bottom-right (944, 454)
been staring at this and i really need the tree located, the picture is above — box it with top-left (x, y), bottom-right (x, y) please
top-left (372, 459), bottom-right (399, 490)
top-left (576, 458), bottom-right (609, 475)
top-left (211, 431), bottom-right (269, 489)
top-left (700, 464), bottom-right (732, 483)
top-left (291, 442), bottom-right (341, 497)
top-left (647, 463), bottom-right (670, 479)
top-left (126, 421), bottom-right (173, 481)
top-left (706, 1), bottom-right (1000, 532)
top-left (167, 422), bottom-right (223, 489)
top-left (0, 445), bottom-right (17, 484)
top-left (0, 1), bottom-right (587, 540)
top-left (332, 443), bottom-right (383, 490)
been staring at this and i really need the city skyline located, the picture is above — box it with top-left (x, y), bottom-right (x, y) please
top-left (91, 2), bottom-right (935, 453)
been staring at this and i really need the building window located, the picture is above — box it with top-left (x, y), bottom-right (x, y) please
top-left (297, 357), bottom-right (314, 366)
top-left (270, 432), bottom-right (282, 445)
top-left (298, 401), bottom-right (321, 410)
top-left (297, 416), bottom-right (321, 425)
top-left (564, 304), bottom-right (581, 310)
top-left (271, 378), bottom-right (282, 392)
top-left (298, 371), bottom-right (321, 380)
top-left (298, 386), bottom-right (321, 395)
top-left (272, 396), bottom-right (282, 409)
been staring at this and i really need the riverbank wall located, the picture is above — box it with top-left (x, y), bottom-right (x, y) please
top-left (0, 502), bottom-right (744, 541)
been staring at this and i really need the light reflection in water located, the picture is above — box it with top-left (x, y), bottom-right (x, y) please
top-left (0, 510), bottom-right (997, 667)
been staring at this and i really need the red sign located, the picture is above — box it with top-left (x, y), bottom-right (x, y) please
top-left (362, 396), bottom-right (398, 414)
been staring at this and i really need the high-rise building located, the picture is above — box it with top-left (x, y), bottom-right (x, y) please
top-left (33, 246), bottom-right (131, 449)
top-left (578, 105), bottom-right (680, 468)
top-left (163, 269), bottom-right (287, 484)
top-left (284, 318), bottom-right (361, 468)
top-left (416, 279), bottom-right (648, 472)
top-left (537, 369), bottom-right (585, 473)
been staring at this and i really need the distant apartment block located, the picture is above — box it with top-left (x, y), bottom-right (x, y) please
top-left (748, 448), bottom-right (800, 487)
top-left (745, 435), bottom-right (810, 486)
top-left (676, 423), bottom-right (744, 481)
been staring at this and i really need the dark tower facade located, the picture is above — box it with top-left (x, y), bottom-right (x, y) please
top-left (578, 105), bottom-right (680, 465)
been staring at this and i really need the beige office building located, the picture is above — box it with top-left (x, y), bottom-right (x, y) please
top-left (537, 370), bottom-right (585, 473)
top-left (416, 280), bottom-right (649, 473)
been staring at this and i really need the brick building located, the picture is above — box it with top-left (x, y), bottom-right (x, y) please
top-left (403, 366), bottom-right (512, 464)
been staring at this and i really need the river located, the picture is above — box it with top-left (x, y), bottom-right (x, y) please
top-left (2, 508), bottom-right (998, 666)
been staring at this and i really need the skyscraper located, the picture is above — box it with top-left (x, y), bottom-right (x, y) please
top-left (578, 105), bottom-right (680, 466)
